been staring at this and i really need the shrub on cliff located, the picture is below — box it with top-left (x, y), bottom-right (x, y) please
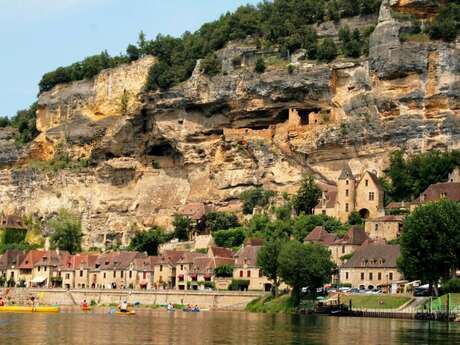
top-left (172, 215), bottom-right (192, 241)
top-left (240, 188), bottom-right (275, 214)
top-left (213, 228), bottom-right (246, 248)
top-left (317, 38), bottom-right (338, 62)
top-left (205, 212), bottom-right (240, 232)
top-left (0, 116), bottom-right (11, 128)
top-left (10, 103), bottom-right (39, 144)
top-left (201, 53), bottom-right (222, 76)
top-left (254, 58), bottom-right (266, 73)
top-left (428, 3), bottom-right (460, 42)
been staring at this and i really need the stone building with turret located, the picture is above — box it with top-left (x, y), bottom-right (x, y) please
top-left (314, 165), bottom-right (385, 223)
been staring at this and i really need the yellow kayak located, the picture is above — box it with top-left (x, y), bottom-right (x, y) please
top-left (0, 306), bottom-right (60, 313)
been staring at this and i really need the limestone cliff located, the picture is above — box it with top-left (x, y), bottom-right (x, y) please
top-left (0, 0), bottom-right (458, 249)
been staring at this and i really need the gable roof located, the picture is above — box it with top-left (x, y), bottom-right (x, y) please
top-left (341, 244), bottom-right (401, 269)
top-left (18, 250), bottom-right (45, 269)
top-left (178, 203), bottom-right (206, 220)
top-left (335, 226), bottom-right (369, 246)
top-left (419, 182), bottom-right (460, 203)
top-left (364, 171), bottom-right (384, 192)
top-left (160, 250), bottom-right (186, 266)
top-left (209, 247), bottom-right (234, 259)
top-left (0, 250), bottom-right (26, 270)
top-left (234, 245), bottom-right (262, 267)
top-left (177, 251), bottom-right (207, 264)
top-left (35, 250), bottom-right (70, 268)
top-left (304, 226), bottom-right (337, 245)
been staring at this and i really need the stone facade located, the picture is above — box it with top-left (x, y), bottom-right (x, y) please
top-left (314, 165), bottom-right (385, 222)
top-left (364, 215), bottom-right (404, 242)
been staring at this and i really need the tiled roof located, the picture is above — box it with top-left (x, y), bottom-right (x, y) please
top-left (386, 201), bottom-right (411, 209)
top-left (177, 251), bottom-right (207, 264)
top-left (335, 226), bottom-right (369, 246)
top-left (0, 215), bottom-right (25, 229)
top-left (341, 244), bottom-right (401, 269)
top-left (418, 182), bottom-right (460, 203)
top-left (191, 257), bottom-right (214, 274)
top-left (245, 238), bottom-right (264, 246)
top-left (35, 250), bottom-right (70, 268)
top-left (18, 250), bottom-right (45, 269)
top-left (368, 215), bottom-right (405, 222)
top-left (209, 247), bottom-right (234, 259)
top-left (366, 171), bottom-right (384, 192)
top-left (304, 226), bottom-right (337, 245)
top-left (315, 183), bottom-right (337, 209)
top-left (178, 203), bottom-right (206, 220)
top-left (234, 245), bottom-right (262, 267)
top-left (0, 250), bottom-right (26, 270)
top-left (161, 250), bottom-right (186, 266)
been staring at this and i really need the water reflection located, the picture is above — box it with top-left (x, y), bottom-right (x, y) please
top-left (0, 309), bottom-right (459, 345)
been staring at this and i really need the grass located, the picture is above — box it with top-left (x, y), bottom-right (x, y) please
top-left (400, 33), bottom-right (430, 43)
top-left (246, 295), bottom-right (297, 314)
top-left (340, 295), bottom-right (411, 310)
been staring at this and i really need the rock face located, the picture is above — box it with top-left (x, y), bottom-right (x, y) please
top-left (0, 0), bottom-right (458, 249)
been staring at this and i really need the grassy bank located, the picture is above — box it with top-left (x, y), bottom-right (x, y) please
top-left (246, 295), bottom-right (315, 314)
top-left (340, 295), bottom-right (411, 310)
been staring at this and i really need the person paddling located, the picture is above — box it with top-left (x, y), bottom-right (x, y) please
top-left (81, 299), bottom-right (89, 309)
top-left (0, 297), bottom-right (4, 307)
top-left (119, 300), bottom-right (129, 313)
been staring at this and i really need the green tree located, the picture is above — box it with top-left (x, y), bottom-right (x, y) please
top-left (278, 241), bottom-right (335, 305)
top-left (205, 212), bottom-right (240, 232)
top-left (254, 58), bottom-right (266, 73)
top-left (0, 116), bottom-right (11, 128)
top-left (292, 174), bottom-right (321, 215)
top-left (347, 211), bottom-right (363, 225)
top-left (48, 209), bottom-right (83, 254)
top-left (126, 44), bottom-right (140, 62)
top-left (172, 215), bottom-right (192, 241)
top-left (317, 38), bottom-right (338, 62)
top-left (257, 239), bottom-right (283, 296)
top-left (429, 4), bottom-right (460, 42)
top-left (292, 214), bottom-right (347, 240)
top-left (128, 227), bottom-right (171, 256)
top-left (213, 227), bottom-right (246, 248)
top-left (398, 199), bottom-right (460, 295)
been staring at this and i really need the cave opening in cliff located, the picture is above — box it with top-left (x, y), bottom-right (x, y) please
top-left (276, 109), bottom-right (290, 124)
top-left (146, 142), bottom-right (176, 157)
top-left (298, 109), bottom-right (311, 125)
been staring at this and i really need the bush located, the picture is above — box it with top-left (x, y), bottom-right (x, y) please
top-left (205, 212), bottom-right (240, 232)
top-left (0, 116), bottom-right (11, 128)
top-left (240, 187), bottom-right (275, 214)
top-left (128, 226), bottom-right (172, 256)
top-left (201, 53), bottom-right (222, 76)
top-left (214, 264), bottom-right (234, 278)
top-left (213, 228), bottom-right (246, 248)
top-left (443, 279), bottom-right (460, 293)
top-left (317, 38), bottom-right (338, 62)
top-left (229, 279), bottom-right (250, 291)
top-left (254, 58), bottom-right (266, 73)
top-left (172, 215), bottom-right (192, 241)
top-left (49, 209), bottom-right (83, 254)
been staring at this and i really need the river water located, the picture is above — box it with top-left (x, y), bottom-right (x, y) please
top-left (0, 309), bottom-right (459, 345)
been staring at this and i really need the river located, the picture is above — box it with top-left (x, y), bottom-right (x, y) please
top-left (0, 309), bottom-right (459, 345)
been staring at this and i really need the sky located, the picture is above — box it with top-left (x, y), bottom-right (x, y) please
top-left (0, 0), bottom-right (260, 117)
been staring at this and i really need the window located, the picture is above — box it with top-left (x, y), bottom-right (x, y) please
top-left (369, 272), bottom-right (373, 280)
top-left (121, 271), bottom-right (124, 278)
top-left (66, 273), bottom-right (70, 279)
top-left (143, 272), bottom-right (147, 279)
top-left (160, 265), bottom-right (163, 272)
top-left (259, 270), bottom-right (263, 278)
top-left (369, 192), bottom-right (375, 201)
top-left (346, 180), bottom-right (349, 185)
top-left (345, 189), bottom-right (349, 197)
top-left (44, 267), bottom-right (47, 272)
top-left (345, 272), bottom-right (349, 280)
top-left (180, 265), bottom-right (183, 270)
top-left (239, 270), bottom-right (243, 278)
top-left (365, 179), bottom-right (369, 187)
top-left (345, 203), bottom-right (349, 212)
top-left (389, 272), bottom-right (393, 280)
top-left (360, 272), bottom-right (364, 280)
top-left (378, 272), bottom-right (382, 280)
top-left (129, 271), bottom-right (132, 279)
top-left (342, 245), bottom-right (345, 254)
top-left (80, 270), bottom-right (83, 277)
top-left (322, 210), bottom-right (326, 215)
top-left (38, 267), bottom-right (41, 272)
top-left (247, 270), bottom-right (251, 278)
top-left (441, 192), bottom-right (447, 198)
top-left (103, 273), bottom-right (106, 279)
top-left (113, 271), bottom-right (116, 278)
top-left (375, 224), bottom-right (379, 231)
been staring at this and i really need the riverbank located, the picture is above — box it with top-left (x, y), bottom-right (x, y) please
top-left (1, 288), bottom-right (264, 311)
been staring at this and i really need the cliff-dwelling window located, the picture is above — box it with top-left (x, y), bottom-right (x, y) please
top-left (277, 109), bottom-right (290, 123)
top-left (369, 192), bottom-right (375, 201)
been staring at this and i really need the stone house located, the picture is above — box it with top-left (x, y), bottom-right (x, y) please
top-left (17, 250), bottom-right (44, 287)
top-left (189, 256), bottom-right (235, 290)
top-left (314, 165), bottom-right (385, 222)
top-left (30, 250), bottom-right (71, 288)
top-left (0, 250), bottom-right (26, 286)
top-left (178, 203), bottom-right (207, 239)
top-left (129, 256), bottom-right (159, 290)
top-left (96, 251), bottom-right (145, 289)
top-left (365, 215), bottom-right (404, 242)
top-left (175, 252), bottom-right (207, 290)
top-left (60, 253), bottom-right (99, 289)
top-left (153, 250), bottom-right (185, 289)
top-left (207, 246), bottom-right (234, 259)
top-left (339, 243), bottom-right (402, 291)
top-left (304, 226), bottom-right (338, 247)
top-left (233, 244), bottom-right (272, 292)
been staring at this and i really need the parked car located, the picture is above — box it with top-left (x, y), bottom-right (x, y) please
top-left (414, 286), bottom-right (431, 296)
top-left (350, 288), bottom-right (360, 294)
top-left (338, 287), bottom-right (352, 293)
